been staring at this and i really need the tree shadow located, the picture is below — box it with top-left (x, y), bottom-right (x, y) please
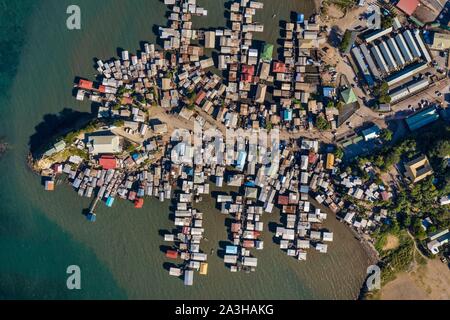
top-left (28, 108), bottom-right (94, 157)
top-left (328, 25), bottom-right (343, 48)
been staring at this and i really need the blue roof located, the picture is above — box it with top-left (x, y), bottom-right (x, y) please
top-left (283, 109), bottom-right (293, 121)
top-left (244, 181), bottom-right (256, 187)
top-left (300, 185), bottom-right (309, 193)
top-left (362, 125), bottom-right (381, 138)
top-left (226, 246), bottom-right (238, 254)
top-left (323, 87), bottom-right (334, 98)
top-left (297, 13), bottom-right (304, 24)
top-left (236, 151), bottom-right (247, 170)
top-left (106, 196), bottom-right (115, 207)
top-left (405, 106), bottom-right (439, 131)
top-left (363, 74), bottom-right (375, 87)
top-left (86, 213), bottom-right (96, 222)
top-left (132, 153), bottom-right (140, 160)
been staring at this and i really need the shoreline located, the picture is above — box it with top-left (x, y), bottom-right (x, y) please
top-left (310, 197), bottom-right (380, 300)
top-left (309, 197), bottom-right (380, 264)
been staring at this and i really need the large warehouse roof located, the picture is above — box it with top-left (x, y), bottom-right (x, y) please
top-left (396, 0), bottom-right (419, 16)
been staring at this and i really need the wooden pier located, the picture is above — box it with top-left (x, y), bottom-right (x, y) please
top-left (89, 195), bottom-right (101, 214)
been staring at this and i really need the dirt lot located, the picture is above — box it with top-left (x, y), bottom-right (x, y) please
top-left (382, 234), bottom-right (400, 251)
top-left (380, 259), bottom-right (450, 300)
top-left (323, 3), bottom-right (367, 30)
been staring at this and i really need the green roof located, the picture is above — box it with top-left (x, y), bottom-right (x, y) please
top-left (341, 88), bottom-right (357, 105)
top-left (409, 16), bottom-right (425, 27)
top-left (261, 44), bottom-right (274, 62)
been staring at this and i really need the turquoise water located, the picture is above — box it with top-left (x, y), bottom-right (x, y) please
top-left (0, 0), bottom-right (371, 299)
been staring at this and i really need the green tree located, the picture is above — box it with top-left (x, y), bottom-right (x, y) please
top-left (316, 116), bottom-right (331, 131)
top-left (430, 140), bottom-right (450, 159)
top-left (381, 15), bottom-right (394, 29)
top-left (380, 128), bottom-right (393, 142)
top-left (334, 147), bottom-right (344, 159)
top-left (379, 95), bottom-right (392, 104)
top-left (374, 81), bottom-right (391, 104)
top-left (339, 30), bottom-right (352, 52)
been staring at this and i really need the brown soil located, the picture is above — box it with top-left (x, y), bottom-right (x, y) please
top-left (326, 4), bottom-right (346, 19)
top-left (382, 234), bottom-right (400, 251)
top-left (380, 259), bottom-right (450, 300)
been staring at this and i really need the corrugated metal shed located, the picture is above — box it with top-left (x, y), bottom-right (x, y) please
top-left (379, 40), bottom-right (398, 70)
top-left (370, 44), bottom-right (389, 74)
top-left (364, 27), bottom-right (393, 43)
top-left (360, 44), bottom-right (381, 79)
top-left (387, 37), bottom-right (405, 66)
top-left (389, 86), bottom-right (410, 102)
top-left (351, 46), bottom-right (374, 86)
top-left (413, 30), bottom-right (432, 62)
top-left (407, 78), bottom-right (429, 93)
top-left (395, 33), bottom-right (413, 63)
top-left (403, 30), bottom-right (421, 58)
top-left (386, 62), bottom-right (427, 86)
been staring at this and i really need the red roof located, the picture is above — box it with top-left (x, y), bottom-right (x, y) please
top-left (99, 156), bottom-right (117, 169)
top-left (78, 79), bottom-right (93, 90)
top-left (128, 191), bottom-right (136, 201)
top-left (308, 152), bottom-right (318, 164)
top-left (134, 198), bottom-right (144, 208)
top-left (396, 0), bottom-right (419, 16)
top-left (98, 85), bottom-right (106, 93)
top-left (182, 226), bottom-right (190, 235)
top-left (195, 91), bottom-right (206, 105)
top-left (231, 223), bottom-right (241, 233)
top-left (273, 61), bottom-right (286, 73)
top-left (242, 240), bottom-right (255, 248)
top-left (52, 163), bottom-right (63, 173)
top-left (381, 191), bottom-right (391, 201)
top-left (278, 195), bottom-right (289, 205)
top-left (241, 64), bottom-right (255, 75)
top-left (166, 250), bottom-right (178, 259)
top-left (241, 73), bottom-right (253, 83)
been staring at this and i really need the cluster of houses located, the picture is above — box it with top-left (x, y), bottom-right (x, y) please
top-left (69, 0), bottom-right (367, 162)
top-left (220, 194), bottom-right (263, 273)
top-left (46, 134), bottom-right (175, 213)
top-left (275, 201), bottom-right (332, 259)
top-left (162, 152), bottom-right (211, 286)
top-left (38, 0), bottom-right (450, 283)
top-left (333, 160), bottom-right (392, 233)
top-left (271, 14), bottom-right (328, 132)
